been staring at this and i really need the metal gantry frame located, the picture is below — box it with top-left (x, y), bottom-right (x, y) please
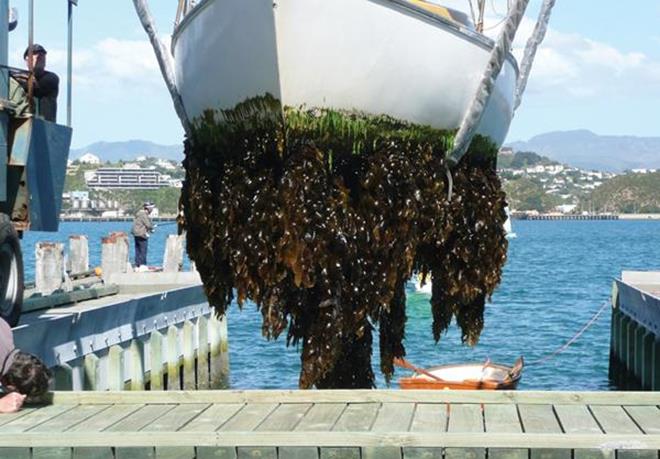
top-left (25, 0), bottom-right (77, 126)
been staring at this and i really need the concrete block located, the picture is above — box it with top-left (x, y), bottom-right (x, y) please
top-left (101, 232), bottom-right (129, 280)
top-left (67, 235), bottom-right (89, 274)
top-left (35, 241), bottom-right (64, 295)
top-left (163, 234), bottom-right (185, 273)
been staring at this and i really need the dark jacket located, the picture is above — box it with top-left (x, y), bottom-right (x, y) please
top-left (16, 69), bottom-right (59, 122)
top-left (131, 209), bottom-right (154, 238)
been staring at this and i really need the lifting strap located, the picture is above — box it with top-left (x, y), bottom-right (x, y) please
top-left (514, 0), bottom-right (557, 110)
top-left (132, 0), bottom-right (192, 138)
top-left (447, 0), bottom-right (530, 166)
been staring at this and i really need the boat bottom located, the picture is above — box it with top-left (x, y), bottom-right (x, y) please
top-left (181, 94), bottom-right (509, 389)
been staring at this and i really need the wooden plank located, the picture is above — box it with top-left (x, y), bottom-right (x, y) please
top-left (405, 404), bottom-right (446, 459)
top-left (295, 403), bottom-right (346, 431)
top-left (196, 447), bottom-right (237, 459)
top-left (29, 404), bottom-right (110, 432)
top-left (320, 449), bottom-right (360, 459)
top-left (0, 431), bottom-right (658, 449)
top-left (553, 405), bottom-right (607, 459)
top-left (409, 403), bottom-right (447, 432)
top-left (364, 402), bottom-right (415, 459)
top-left (32, 448), bottom-right (72, 459)
top-left (155, 446), bottom-right (195, 459)
top-left (0, 407), bottom-right (37, 427)
top-left (403, 447), bottom-right (442, 459)
top-left (518, 404), bottom-right (569, 459)
top-left (256, 403), bottom-right (312, 431)
top-left (624, 405), bottom-right (660, 434)
top-left (47, 390), bottom-right (660, 406)
top-left (72, 447), bottom-right (113, 459)
top-left (446, 403), bottom-right (484, 459)
top-left (181, 404), bottom-right (244, 432)
top-left (219, 403), bottom-right (278, 431)
top-left (371, 402), bottom-right (415, 431)
top-left (589, 405), bottom-right (642, 434)
top-left (277, 446), bottom-right (319, 459)
top-left (1, 404), bottom-right (77, 433)
top-left (236, 447), bottom-right (276, 459)
top-left (115, 447), bottom-right (155, 459)
top-left (332, 403), bottom-right (379, 432)
top-left (590, 405), bottom-right (655, 459)
top-left (68, 405), bottom-right (144, 459)
top-left (483, 404), bottom-right (526, 459)
top-left (0, 448), bottom-right (31, 459)
top-left (69, 404), bottom-right (144, 432)
top-left (142, 403), bottom-right (209, 432)
top-left (106, 405), bottom-right (175, 432)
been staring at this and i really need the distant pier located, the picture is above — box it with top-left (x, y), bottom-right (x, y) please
top-left (514, 213), bottom-right (660, 221)
top-left (610, 271), bottom-right (660, 390)
top-left (59, 215), bottom-right (177, 223)
top-left (514, 213), bottom-right (619, 221)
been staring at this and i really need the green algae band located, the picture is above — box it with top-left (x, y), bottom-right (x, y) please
top-left (181, 94), bottom-right (508, 389)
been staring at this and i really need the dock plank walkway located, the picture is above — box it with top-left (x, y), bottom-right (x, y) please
top-left (0, 391), bottom-right (658, 458)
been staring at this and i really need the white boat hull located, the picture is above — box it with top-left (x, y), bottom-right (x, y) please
top-left (173, 0), bottom-right (519, 146)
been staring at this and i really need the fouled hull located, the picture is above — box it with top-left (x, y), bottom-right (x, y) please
top-left (172, 0), bottom-right (518, 146)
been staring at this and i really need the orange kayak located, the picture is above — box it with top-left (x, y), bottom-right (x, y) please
top-left (397, 357), bottom-right (524, 390)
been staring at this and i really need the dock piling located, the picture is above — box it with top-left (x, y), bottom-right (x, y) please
top-left (163, 234), bottom-right (185, 273)
top-left (35, 242), bottom-right (64, 295)
top-left (166, 325), bottom-right (181, 391)
top-left (149, 330), bottom-right (164, 391)
top-left (67, 235), bottom-right (89, 274)
top-left (101, 232), bottom-right (130, 280)
top-left (182, 320), bottom-right (195, 390)
top-left (197, 315), bottom-right (210, 390)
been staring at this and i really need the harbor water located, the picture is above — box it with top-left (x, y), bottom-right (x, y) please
top-left (22, 220), bottom-right (660, 390)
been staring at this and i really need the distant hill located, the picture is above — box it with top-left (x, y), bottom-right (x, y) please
top-left (588, 171), bottom-right (660, 213)
top-left (497, 150), bottom-right (558, 169)
top-left (507, 130), bottom-right (660, 172)
top-left (71, 140), bottom-right (184, 163)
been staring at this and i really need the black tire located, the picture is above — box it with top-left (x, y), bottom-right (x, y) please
top-left (0, 214), bottom-right (23, 327)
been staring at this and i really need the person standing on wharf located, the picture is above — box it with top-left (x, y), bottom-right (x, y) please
top-left (132, 202), bottom-right (156, 268)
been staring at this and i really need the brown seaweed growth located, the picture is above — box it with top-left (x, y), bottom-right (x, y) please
top-left (181, 94), bottom-right (508, 388)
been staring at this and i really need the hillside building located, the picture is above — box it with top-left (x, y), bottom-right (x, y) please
top-left (85, 167), bottom-right (170, 190)
top-left (78, 153), bottom-right (101, 165)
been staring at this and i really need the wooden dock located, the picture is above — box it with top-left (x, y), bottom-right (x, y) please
top-left (15, 232), bottom-right (229, 392)
top-left (0, 390), bottom-right (658, 458)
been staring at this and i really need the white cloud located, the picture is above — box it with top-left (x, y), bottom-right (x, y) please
top-left (432, 1), bottom-right (660, 100)
top-left (9, 35), bottom-right (170, 100)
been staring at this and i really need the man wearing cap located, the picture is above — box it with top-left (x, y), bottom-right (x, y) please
top-left (131, 202), bottom-right (156, 268)
top-left (10, 43), bottom-right (60, 122)
top-left (0, 318), bottom-right (51, 413)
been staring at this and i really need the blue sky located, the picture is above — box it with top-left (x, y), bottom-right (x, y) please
top-left (8, 0), bottom-right (660, 149)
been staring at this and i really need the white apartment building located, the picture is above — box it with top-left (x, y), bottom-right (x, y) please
top-left (86, 167), bottom-right (171, 190)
